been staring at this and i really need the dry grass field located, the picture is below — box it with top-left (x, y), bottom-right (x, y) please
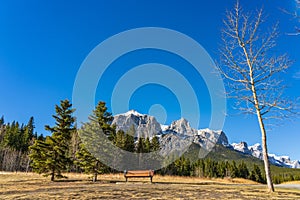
top-left (0, 172), bottom-right (300, 199)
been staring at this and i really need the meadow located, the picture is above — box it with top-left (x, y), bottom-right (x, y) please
top-left (1, 172), bottom-right (300, 199)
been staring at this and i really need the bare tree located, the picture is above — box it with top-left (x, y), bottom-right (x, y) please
top-left (217, 2), bottom-right (298, 192)
top-left (292, 0), bottom-right (300, 35)
top-left (281, 0), bottom-right (300, 35)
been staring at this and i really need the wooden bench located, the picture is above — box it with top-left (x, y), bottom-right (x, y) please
top-left (124, 170), bottom-right (154, 183)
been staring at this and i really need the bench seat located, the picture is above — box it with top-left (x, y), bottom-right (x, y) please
top-left (124, 170), bottom-right (154, 182)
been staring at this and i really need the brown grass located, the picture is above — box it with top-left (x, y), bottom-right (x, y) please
top-left (0, 172), bottom-right (299, 199)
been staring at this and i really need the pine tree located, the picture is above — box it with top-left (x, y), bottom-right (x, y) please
top-left (250, 164), bottom-right (265, 183)
top-left (76, 143), bottom-right (107, 182)
top-left (30, 136), bottom-right (68, 180)
top-left (229, 161), bottom-right (239, 178)
top-left (144, 137), bottom-right (151, 153)
top-left (238, 161), bottom-right (249, 179)
top-left (76, 101), bottom-right (115, 181)
top-left (136, 137), bottom-right (145, 153)
top-left (89, 101), bottom-right (114, 135)
top-left (114, 130), bottom-right (126, 149)
top-left (124, 132), bottom-right (135, 152)
top-left (193, 159), bottom-right (205, 177)
top-left (22, 117), bottom-right (35, 152)
top-left (37, 134), bottom-right (45, 141)
top-left (30, 99), bottom-right (75, 181)
top-left (151, 136), bottom-right (160, 151)
top-left (217, 161), bottom-right (227, 178)
top-left (0, 116), bottom-right (4, 127)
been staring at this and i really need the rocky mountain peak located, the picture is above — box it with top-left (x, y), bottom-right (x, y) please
top-left (231, 142), bottom-right (251, 154)
top-left (123, 110), bottom-right (145, 117)
top-left (249, 143), bottom-right (262, 151)
top-left (168, 118), bottom-right (194, 136)
top-left (232, 142), bottom-right (300, 169)
top-left (112, 110), bottom-right (161, 139)
top-left (112, 111), bottom-right (229, 158)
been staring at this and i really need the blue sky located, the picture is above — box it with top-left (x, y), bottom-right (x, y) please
top-left (0, 0), bottom-right (299, 159)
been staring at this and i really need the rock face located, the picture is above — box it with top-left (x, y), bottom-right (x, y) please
top-left (193, 129), bottom-right (229, 150)
top-left (112, 110), bottom-right (300, 169)
top-left (249, 143), bottom-right (263, 160)
top-left (112, 110), bottom-right (161, 139)
top-left (159, 133), bottom-right (193, 157)
top-left (112, 110), bottom-right (228, 157)
top-left (231, 142), bottom-right (252, 155)
top-left (231, 142), bottom-right (300, 169)
top-left (166, 118), bottom-right (196, 136)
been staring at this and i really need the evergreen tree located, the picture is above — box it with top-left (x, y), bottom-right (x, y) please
top-left (22, 117), bottom-right (35, 152)
top-left (26, 117), bottom-right (35, 139)
top-left (76, 143), bottom-right (107, 182)
top-left (124, 131), bottom-right (135, 152)
top-left (114, 130), bottom-right (126, 149)
top-left (151, 136), bottom-right (160, 151)
top-left (193, 159), bottom-right (205, 177)
top-left (89, 101), bottom-right (114, 135)
top-left (238, 161), bottom-right (249, 179)
top-left (30, 136), bottom-right (69, 180)
top-left (217, 161), bottom-right (227, 178)
top-left (249, 164), bottom-right (265, 183)
top-left (76, 101), bottom-right (115, 181)
top-left (37, 133), bottom-right (45, 141)
top-left (0, 116), bottom-right (4, 126)
top-left (229, 160), bottom-right (239, 178)
top-left (174, 156), bottom-right (191, 176)
top-left (136, 137), bottom-right (145, 153)
top-left (30, 99), bottom-right (75, 181)
top-left (204, 158), bottom-right (213, 177)
top-left (144, 137), bottom-right (151, 153)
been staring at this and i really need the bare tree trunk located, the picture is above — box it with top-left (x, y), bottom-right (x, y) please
top-left (252, 81), bottom-right (274, 191)
top-left (93, 173), bottom-right (97, 182)
top-left (245, 45), bottom-right (275, 192)
top-left (258, 115), bottom-right (274, 192)
top-left (51, 167), bottom-right (55, 181)
top-left (26, 158), bottom-right (31, 173)
top-left (251, 72), bottom-right (274, 192)
top-left (51, 172), bottom-right (55, 181)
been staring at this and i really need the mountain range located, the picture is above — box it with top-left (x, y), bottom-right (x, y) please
top-left (112, 110), bottom-right (300, 169)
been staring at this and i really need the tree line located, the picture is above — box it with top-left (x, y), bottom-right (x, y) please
top-left (1, 99), bottom-right (299, 184)
top-left (160, 156), bottom-right (265, 183)
top-left (0, 116), bottom-right (44, 172)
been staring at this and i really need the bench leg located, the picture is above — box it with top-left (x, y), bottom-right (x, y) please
top-left (125, 177), bottom-right (128, 182)
top-left (150, 177), bottom-right (153, 183)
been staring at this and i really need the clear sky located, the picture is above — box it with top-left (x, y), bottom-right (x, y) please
top-left (0, 0), bottom-right (299, 160)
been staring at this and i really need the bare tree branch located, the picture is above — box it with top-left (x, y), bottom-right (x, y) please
top-left (216, 2), bottom-right (299, 192)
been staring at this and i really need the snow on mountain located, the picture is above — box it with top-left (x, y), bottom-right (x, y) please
top-left (112, 110), bottom-right (299, 169)
top-left (195, 129), bottom-right (229, 149)
top-left (112, 111), bottom-right (228, 157)
top-left (231, 142), bottom-right (300, 169)
top-left (122, 110), bottom-right (145, 117)
top-left (112, 110), bottom-right (161, 139)
top-left (160, 124), bottom-right (169, 132)
top-left (231, 142), bottom-right (251, 155)
top-left (248, 143), bottom-right (263, 160)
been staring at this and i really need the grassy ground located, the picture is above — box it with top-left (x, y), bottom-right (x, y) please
top-left (0, 172), bottom-right (300, 199)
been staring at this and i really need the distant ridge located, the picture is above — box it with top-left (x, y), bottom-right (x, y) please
top-left (112, 110), bottom-right (300, 169)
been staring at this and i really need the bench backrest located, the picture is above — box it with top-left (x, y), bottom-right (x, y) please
top-left (124, 170), bottom-right (154, 177)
